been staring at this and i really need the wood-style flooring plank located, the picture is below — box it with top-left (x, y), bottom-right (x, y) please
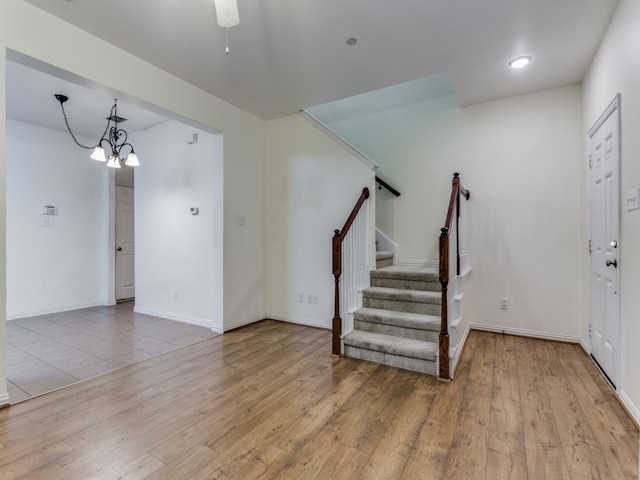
top-left (0, 324), bottom-right (636, 479)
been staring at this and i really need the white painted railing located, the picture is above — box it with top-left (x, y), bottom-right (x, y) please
top-left (339, 200), bottom-right (369, 335)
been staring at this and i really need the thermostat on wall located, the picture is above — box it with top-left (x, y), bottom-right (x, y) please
top-left (42, 205), bottom-right (57, 215)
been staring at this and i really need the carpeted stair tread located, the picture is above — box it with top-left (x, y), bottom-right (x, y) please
top-left (376, 251), bottom-right (394, 261)
top-left (354, 307), bottom-right (440, 331)
top-left (362, 286), bottom-right (441, 304)
top-left (344, 330), bottom-right (438, 361)
top-left (371, 265), bottom-right (439, 282)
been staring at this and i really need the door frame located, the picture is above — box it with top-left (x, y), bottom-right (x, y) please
top-left (587, 93), bottom-right (621, 388)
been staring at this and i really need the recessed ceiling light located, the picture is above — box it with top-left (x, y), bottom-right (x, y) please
top-left (346, 38), bottom-right (357, 46)
top-left (509, 55), bottom-right (532, 69)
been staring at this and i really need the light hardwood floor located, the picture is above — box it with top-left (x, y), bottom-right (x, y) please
top-left (0, 321), bottom-right (637, 479)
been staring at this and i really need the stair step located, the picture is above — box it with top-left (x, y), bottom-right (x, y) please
top-left (363, 286), bottom-right (441, 316)
top-left (371, 265), bottom-right (440, 292)
top-left (354, 307), bottom-right (440, 342)
top-left (376, 250), bottom-right (394, 268)
top-left (343, 330), bottom-right (437, 375)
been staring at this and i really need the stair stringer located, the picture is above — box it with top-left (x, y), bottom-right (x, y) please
top-left (441, 270), bottom-right (471, 379)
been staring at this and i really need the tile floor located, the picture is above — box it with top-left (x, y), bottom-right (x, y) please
top-left (6, 302), bottom-right (219, 404)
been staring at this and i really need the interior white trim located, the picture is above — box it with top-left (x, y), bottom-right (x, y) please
top-left (222, 314), bottom-right (265, 333)
top-left (6, 302), bottom-right (105, 321)
top-left (450, 322), bottom-right (470, 379)
top-left (617, 390), bottom-right (640, 428)
top-left (0, 394), bottom-right (10, 408)
top-left (375, 229), bottom-right (397, 258)
top-left (470, 323), bottom-right (580, 343)
top-left (299, 110), bottom-right (379, 172)
top-left (133, 306), bottom-right (221, 332)
top-left (267, 313), bottom-right (330, 330)
top-left (394, 259), bottom-right (438, 268)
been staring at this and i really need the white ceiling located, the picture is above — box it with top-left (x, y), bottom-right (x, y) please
top-left (11, 0), bottom-right (620, 125)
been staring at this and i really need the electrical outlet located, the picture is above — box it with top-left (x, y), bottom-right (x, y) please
top-left (307, 294), bottom-right (313, 304)
top-left (298, 293), bottom-right (304, 303)
top-left (313, 295), bottom-right (318, 305)
top-left (499, 298), bottom-right (508, 310)
top-left (174, 289), bottom-right (180, 300)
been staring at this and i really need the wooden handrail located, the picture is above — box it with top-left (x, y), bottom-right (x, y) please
top-left (438, 172), bottom-right (470, 380)
top-left (375, 176), bottom-right (401, 197)
top-left (332, 187), bottom-right (370, 355)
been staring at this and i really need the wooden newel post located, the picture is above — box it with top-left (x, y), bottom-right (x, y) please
top-left (439, 228), bottom-right (451, 380)
top-left (332, 230), bottom-right (342, 355)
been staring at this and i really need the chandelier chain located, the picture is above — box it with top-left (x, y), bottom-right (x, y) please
top-left (58, 101), bottom-right (114, 150)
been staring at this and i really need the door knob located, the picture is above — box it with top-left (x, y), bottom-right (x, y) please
top-left (610, 240), bottom-right (618, 248)
top-left (117, 246), bottom-right (122, 251)
top-left (606, 258), bottom-right (617, 268)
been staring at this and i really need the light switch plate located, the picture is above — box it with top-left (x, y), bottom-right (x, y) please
top-left (625, 188), bottom-right (639, 211)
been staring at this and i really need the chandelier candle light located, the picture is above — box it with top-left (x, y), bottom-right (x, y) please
top-left (54, 94), bottom-right (140, 169)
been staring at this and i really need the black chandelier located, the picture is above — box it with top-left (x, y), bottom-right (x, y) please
top-left (54, 94), bottom-right (139, 168)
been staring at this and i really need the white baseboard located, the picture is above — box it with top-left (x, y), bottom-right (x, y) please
top-left (0, 393), bottom-right (9, 408)
top-left (7, 302), bottom-right (105, 321)
top-left (222, 314), bottom-right (265, 332)
top-left (470, 323), bottom-right (580, 343)
top-left (266, 313), bottom-right (330, 330)
top-left (133, 306), bottom-right (223, 333)
top-left (450, 322), bottom-right (471, 379)
top-left (618, 389), bottom-right (640, 428)
top-left (394, 259), bottom-right (438, 268)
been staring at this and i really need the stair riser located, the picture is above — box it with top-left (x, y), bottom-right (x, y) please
top-left (354, 320), bottom-right (440, 342)
top-left (370, 277), bottom-right (440, 292)
top-left (376, 257), bottom-right (394, 268)
top-left (344, 346), bottom-right (437, 376)
top-left (363, 297), bottom-right (440, 316)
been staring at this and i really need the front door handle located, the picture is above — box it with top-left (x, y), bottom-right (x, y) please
top-left (117, 246), bottom-right (122, 251)
top-left (606, 258), bottom-right (617, 268)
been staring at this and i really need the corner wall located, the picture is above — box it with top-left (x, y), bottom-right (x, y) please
top-left (372, 85), bottom-right (583, 340)
top-left (6, 120), bottom-right (108, 317)
top-left (265, 114), bottom-right (375, 328)
top-left (583, 0), bottom-right (640, 421)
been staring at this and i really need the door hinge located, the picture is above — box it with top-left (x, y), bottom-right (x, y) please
top-left (588, 239), bottom-right (592, 255)
top-left (589, 155), bottom-right (592, 169)
top-left (588, 324), bottom-right (592, 337)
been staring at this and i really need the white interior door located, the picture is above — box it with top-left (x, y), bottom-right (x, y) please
top-left (116, 185), bottom-right (135, 301)
top-left (588, 94), bottom-right (620, 387)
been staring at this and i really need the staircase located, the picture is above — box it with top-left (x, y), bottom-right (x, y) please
top-left (343, 261), bottom-right (441, 376)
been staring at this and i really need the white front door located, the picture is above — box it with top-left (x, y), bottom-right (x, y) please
top-left (588, 94), bottom-right (620, 387)
top-left (116, 186), bottom-right (135, 301)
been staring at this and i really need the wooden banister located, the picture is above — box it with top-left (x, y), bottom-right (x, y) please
top-left (375, 176), bottom-right (401, 197)
top-left (439, 172), bottom-right (470, 380)
top-left (332, 187), bottom-right (370, 355)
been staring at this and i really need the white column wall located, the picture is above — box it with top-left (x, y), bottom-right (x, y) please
top-left (132, 122), bottom-right (224, 330)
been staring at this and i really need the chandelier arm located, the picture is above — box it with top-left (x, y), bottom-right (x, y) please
top-left (117, 142), bottom-right (135, 160)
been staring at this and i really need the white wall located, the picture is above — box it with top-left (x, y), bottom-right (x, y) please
top-left (6, 119), bottom-right (108, 317)
top-left (265, 114), bottom-right (375, 328)
top-left (370, 85), bottom-right (584, 340)
top-left (133, 121), bottom-right (224, 331)
top-left (583, 0), bottom-right (640, 421)
top-left (0, 0), bottom-right (266, 404)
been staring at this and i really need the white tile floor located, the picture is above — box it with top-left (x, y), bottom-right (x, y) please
top-left (6, 302), bottom-right (219, 404)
